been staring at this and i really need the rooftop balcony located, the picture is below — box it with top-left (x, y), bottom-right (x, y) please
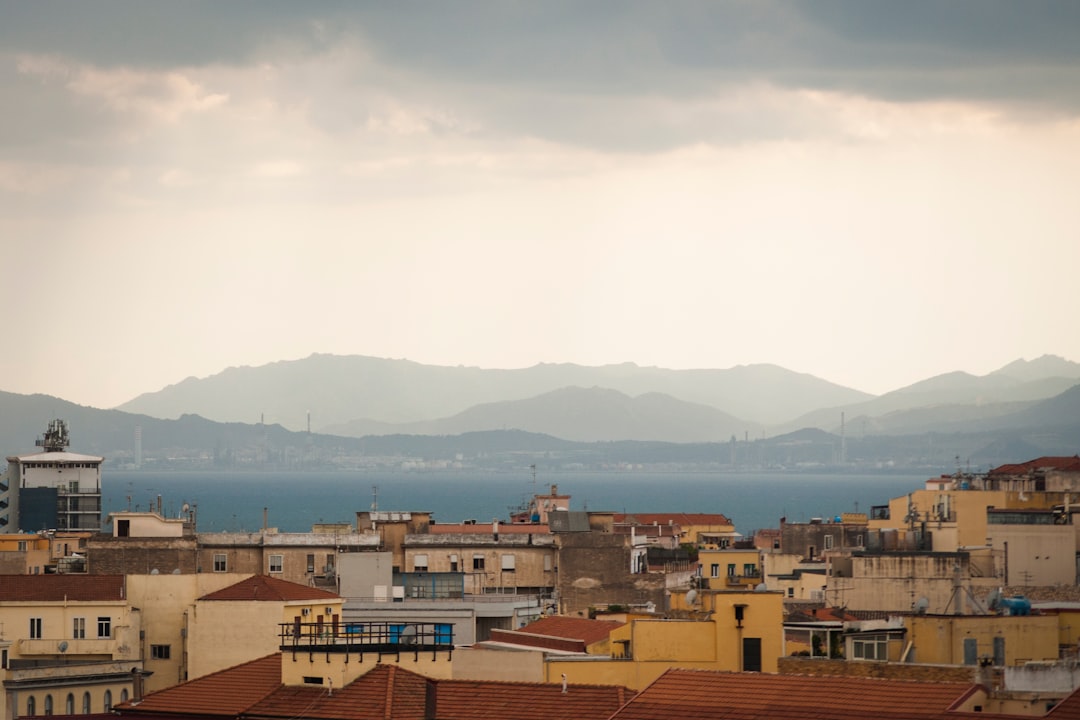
top-left (279, 620), bottom-right (455, 661)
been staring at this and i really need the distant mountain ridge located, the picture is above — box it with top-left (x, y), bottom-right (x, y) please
top-left (323, 386), bottom-right (762, 443)
top-left (117, 354), bottom-right (872, 431)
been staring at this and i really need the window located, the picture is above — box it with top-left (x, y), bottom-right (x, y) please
top-left (450, 554), bottom-right (459, 572)
top-left (325, 553), bottom-right (335, 574)
top-left (787, 587), bottom-right (794, 598)
top-left (269, 554), bottom-right (283, 573)
top-left (18, 540), bottom-right (27, 551)
top-left (66, 693), bottom-right (74, 714)
top-left (743, 563), bottom-right (757, 577)
top-left (83, 692), bottom-right (91, 713)
top-left (307, 553), bottom-right (315, 573)
top-left (73, 617), bottom-right (86, 639)
top-left (501, 554), bottom-right (515, 571)
top-left (727, 564), bottom-right (736, 577)
top-left (543, 554), bottom-right (552, 572)
top-left (44, 694), bottom-right (53, 715)
top-left (121, 689), bottom-right (129, 703)
top-left (710, 563), bottom-right (720, 578)
top-left (472, 554), bottom-right (485, 571)
top-left (824, 534), bottom-right (834, 550)
top-left (213, 553), bottom-right (227, 572)
top-left (856, 534), bottom-right (864, 547)
top-left (852, 634), bottom-right (888, 661)
top-left (26, 697), bottom-right (35, 716)
top-left (151, 644), bottom-right (171, 660)
top-left (103, 691), bottom-right (112, 712)
top-left (2, 648), bottom-right (7, 669)
top-left (30, 617), bottom-right (43, 639)
top-left (97, 616), bottom-right (111, 638)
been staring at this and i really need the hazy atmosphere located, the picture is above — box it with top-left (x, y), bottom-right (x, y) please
top-left (3, 1), bottom-right (1079, 409)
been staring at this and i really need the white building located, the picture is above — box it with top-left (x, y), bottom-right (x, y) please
top-left (0, 420), bottom-right (103, 532)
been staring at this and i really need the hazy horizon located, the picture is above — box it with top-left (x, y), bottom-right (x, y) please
top-left (3, 2), bottom-right (1079, 409)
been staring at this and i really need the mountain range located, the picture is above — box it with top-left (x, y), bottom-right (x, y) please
top-left (1, 354), bottom-right (1078, 472)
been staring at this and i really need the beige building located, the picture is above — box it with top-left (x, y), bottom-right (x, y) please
top-left (0, 575), bottom-right (142, 720)
top-left (187, 575), bottom-right (343, 681)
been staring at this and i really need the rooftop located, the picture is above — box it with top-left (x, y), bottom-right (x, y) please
top-left (117, 654), bottom-right (632, 720)
top-left (609, 668), bottom-right (980, 720)
top-left (199, 575), bottom-right (341, 602)
top-left (515, 616), bottom-right (625, 646)
top-left (614, 512), bottom-right (733, 527)
top-left (0, 574), bottom-right (125, 602)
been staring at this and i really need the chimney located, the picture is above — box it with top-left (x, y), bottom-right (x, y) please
top-left (492, 519), bottom-right (499, 542)
top-left (131, 668), bottom-right (145, 702)
top-left (263, 507), bottom-right (269, 531)
top-left (425, 679), bottom-right (437, 719)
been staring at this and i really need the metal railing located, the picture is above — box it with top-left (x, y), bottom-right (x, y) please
top-left (279, 620), bottom-right (454, 661)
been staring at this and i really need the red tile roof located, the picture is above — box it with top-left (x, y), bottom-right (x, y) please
top-left (614, 513), bottom-right (732, 527)
top-left (609, 669), bottom-right (980, 720)
top-left (116, 654), bottom-right (631, 720)
top-left (517, 616), bottom-right (624, 646)
top-left (989, 456), bottom-right (1080, 475)
top-left (119, 654), bottom-right (282, 716)
top-left (199, 575), bottom-right (341, 602)
top-left (246, 665), bottom-right (427, 720)
top-left (0, 574), bottom-right (125, 602)
top-left (433, 678), bottom-right (632, 720)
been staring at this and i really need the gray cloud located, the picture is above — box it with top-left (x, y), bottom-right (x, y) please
top-left (2, 0), bottom-right (1079, 156)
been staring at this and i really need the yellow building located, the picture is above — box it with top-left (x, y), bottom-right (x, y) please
top-left (698, 548), bottom-right (762, 589)
top-left (541, 588), bottom-right (783, 690)
top-left (0, 575), bottom-right (142, 720)
top-left (907, 613), bottom-right (1060, 666)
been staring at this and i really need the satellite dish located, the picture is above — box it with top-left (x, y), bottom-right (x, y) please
top-left (150, 568), bottom-right (160, 575)
top-left (172, 568), bottom-right (181, 575)
top-left (182, 503), bottom-right (190, 513)
top-left (686, 589), bottom-right (699, 606)
top-left (58, 641), bottom-right (69, 653)
top-left (399, 626), bottom-right (417, 645)
top-left (754, 583), bottom-right (769, 593)
top-left (914, 597), bottom-right (929, 614)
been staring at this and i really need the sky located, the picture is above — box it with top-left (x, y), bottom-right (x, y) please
top-left (2, 1), bottom-right (1079, 409)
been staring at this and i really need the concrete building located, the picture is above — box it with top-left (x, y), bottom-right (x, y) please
top-left (0, 575), bottom-right (142, 720)
top-left (0, 419), bottom-right (102, 533)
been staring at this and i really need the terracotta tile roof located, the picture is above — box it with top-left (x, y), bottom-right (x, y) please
top-left (199, 575), bottom-right (341, 602)
top-left (486, 629), bottom-right (586, 653)
top-left (117, 655), bottom-right (632, 720)
top-left (433, 678), bottom-right (632, 720)
top-left (609, 669), bottom-right (979, 720)
top-left (428, 523), bottom-right (549, 535)
top-left (246, 665), bottom-right (427, 720)
top-left (118, 654), bottom-right (282, 716)
top-left (0, 574), bottom-right (125, 602)
top-left (614, 512), bottom-right (733, 527)
top-left (517, 616), bottom-right (624, 646)
top-left (1046, 689), bottom-right (1080, 719)
top-left (989, 456), bottom-right (1080, 475)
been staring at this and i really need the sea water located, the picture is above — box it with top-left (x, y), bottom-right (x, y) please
top-left (101, 470), bottom-right (928, 535)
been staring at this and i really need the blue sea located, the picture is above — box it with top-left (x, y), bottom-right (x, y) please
top-left (100, 470), bottom-right (928, 535)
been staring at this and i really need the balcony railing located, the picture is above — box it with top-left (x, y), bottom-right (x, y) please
top-left (279, 620), bottom-right (454, 661)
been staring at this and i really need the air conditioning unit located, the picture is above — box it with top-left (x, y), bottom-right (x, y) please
top-left (301, 608), bottom-right (311, 616)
